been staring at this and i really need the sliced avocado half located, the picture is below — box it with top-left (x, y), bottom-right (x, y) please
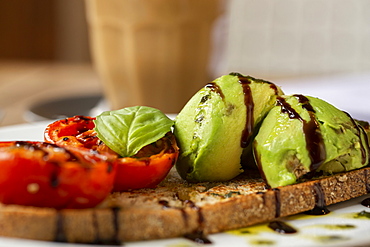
top-left (174, 73), bottom-right (283, 182)
top-left (253, 94), bottom-right (370, 188)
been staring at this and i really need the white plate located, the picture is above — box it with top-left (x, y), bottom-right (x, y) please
top-left (1, 122), bottom-right (370, 247)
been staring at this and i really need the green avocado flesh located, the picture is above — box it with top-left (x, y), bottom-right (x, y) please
top-left (253, 95), bottom-right (370, 188)
top-left (174, 73), bottom-right (370, 188)
top-left (174, 73), bottom-right (283, 182)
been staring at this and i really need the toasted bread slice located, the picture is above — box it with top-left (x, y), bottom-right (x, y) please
top-left (0, 167), bottom-right (368, 244)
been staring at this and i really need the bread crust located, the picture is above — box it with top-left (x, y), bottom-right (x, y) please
top-left (0, 167), bottom-right (368, 243)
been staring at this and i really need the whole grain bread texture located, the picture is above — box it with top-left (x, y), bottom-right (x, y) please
top-left (0, 166), bottom-right (368, 244)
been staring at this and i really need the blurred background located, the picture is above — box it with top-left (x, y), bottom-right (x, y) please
top-left (0, 0), bottom-right (90, 62)
top-left (0, 0), bottom-right (370, 126)
top-left (2, 0), bottom-right (369, 75)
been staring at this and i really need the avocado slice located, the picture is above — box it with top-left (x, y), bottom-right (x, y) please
top-left (174, 73), bottom-right (283, 182)
top-left (253, 94), bottom-right (370, 188)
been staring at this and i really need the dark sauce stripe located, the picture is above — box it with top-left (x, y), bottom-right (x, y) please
top-left (305, 183), bottom-right (330, 215)
top-left (272, 188), bottom-right (281, 218)
top-left (92, 211), bottom-right (101, 244)
top-left (203, 74), bottom-right (255, 149)
top-left (157, 198), bottom-right (211, 244)
top-left (230, 73), bottom-right (280, 149)
top-left (268, 221), bottom-right (297, 234)
top-left (50, 166), bottom-right (60, 187)
top-left (268, 83), bottom-right (280, 95)
top-left (180, 208), bottom-right (189, 228)
top-left (183, 231), bottom-right (211, 244)
top-left (277, 95), bottom-right (326, 172)
top-left (15, 141), bottom-right (46, 154)
top-left (14, 142), bottom-right (64, 187)
top-left (361, 197), bottom-right (370, 208)
top-left (187, 200), bottom-right (205, 229)
top-left (183, 200), bottom-right (211, 244)
top-left (158, 200), bottom-right (171, 209)
top-left (15, 141), bottom-right (78, 162)
top-left (91, 208), bottom-right (121, 245)
top-left (74, 115), bottom-right (94, 121)
top-left (55, 212), bottom-right (67, 242)
top-left (276, 97), bottom-right (301, 120)
top-left (256, 191), bottom-right (267, 205)
top-left (111, 207), bottom-right (121, 244)
top-left (344, 111), bottom-right (369, 165)
top-left (365, 169), bottom-right (370, 193)
top-left (294, 95), bottom-right (326, 171)
top-left (205, 82), bottom-right (225, 100)
top-left (229, 72), bottom-right (280, 94)
top-left (235, 76), bottom-right (254, 148)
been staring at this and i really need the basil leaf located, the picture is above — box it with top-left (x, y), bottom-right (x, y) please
top-left (94, 106), bottom-right (174, 157)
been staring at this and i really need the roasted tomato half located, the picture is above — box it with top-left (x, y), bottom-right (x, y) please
top-left (0, 141), bottom-right (116, 209)
top-left (44, 116), bottom-right (179, 191)
top-left (114, 132), bottom-right (178, 191)
top-left (44, 116), bottom-right (100, 149)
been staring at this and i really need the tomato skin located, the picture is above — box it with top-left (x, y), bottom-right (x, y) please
top-left (44, 116), bottom-right (99, 149)
top-left (113, 157), bottom-right (172, 191)
top-left (0, 141), bottom-right (115, 209)
top-left (45, 116), bottom-right (179, 191)
top-left (113, 134), bottom-right (178, 191)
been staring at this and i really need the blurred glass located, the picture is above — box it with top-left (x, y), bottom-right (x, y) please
top-left (85, 0), bottom-right (226, 113)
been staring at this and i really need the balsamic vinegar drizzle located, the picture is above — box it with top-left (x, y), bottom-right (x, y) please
top-left (202, 73), bottom-right (280, 150)
top-left (14, 141), bottom-right (71, 188)
top-left (276, 95), bottom-right (326, 173)
top-left (184, 231), bottom-right (212, 244)
top-left (305, 183), bottom-right (330, 215)
top-left (269, 83), bottom-right (280, 96)
top-left (237, 76), bottom-right (254, 149)
top-left (295, 95), bottom-right (326, 172)
top-left (92, 210), bottom-right (120, 245)
top-left (92, 211), bottom-right (102, 244)
top-left (276, 96), bottom-right (300, 119)
top-left (205, 82), bottom-right (225, 100)
top-left (158, 200), bottom-right (171, 209)
top-left (55, 212), bottom-right (67, 242)
top-left (361, 198), bottom-right (370, 208)
top-left (203, 74), bottom-right (254, 149)
top-left (345, 111), bottom-right (369, 165)
top-left (272, 188), bottom-right (281, 218)
top-left (54, 208), bottom-right (121, 245)
top-left (268, 221), bottom-right (297, 234)
top-left (183, 200), bottom-right (212, 244)
top-left (111, 207), bottom-right (121, 245)
top-left (15, 141), bottom-right (44, 152)
top-left (268, 183), bottom-right (328, 235)
top-left (158, 199), bottom-right (212, 244)
top-left (14, 141), bottom-right (78, 162)
top-left (50, 169), bottom-right (60, 188)
top-left (363, 169), bottom-right (370, 207)
top-left (232, 73), bottom-right (280, 148)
